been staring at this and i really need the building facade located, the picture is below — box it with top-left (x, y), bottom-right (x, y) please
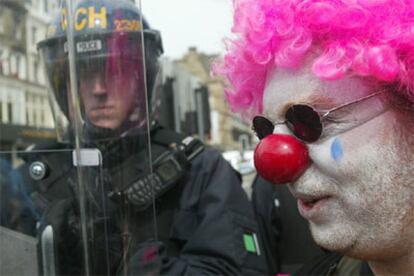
top-left (174, 47), bottom-right (255, 152)
top-left (0, 0), bottom-right (56, 158)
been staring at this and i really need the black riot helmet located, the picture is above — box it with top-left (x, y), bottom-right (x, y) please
top-left (38, 0), bottom-right (163, 142)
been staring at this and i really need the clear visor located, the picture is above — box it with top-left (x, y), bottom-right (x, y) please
top-left (39, 16), bottom-right (151, 143)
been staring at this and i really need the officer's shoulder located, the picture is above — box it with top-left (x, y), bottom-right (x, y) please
top-left (151, 124), bottom-right (227, 166)
top-left (190, 146), bottom-right (233, 172)
top-left (193, 146), bottom-right (220, 159)
top-left (14, 140), bottom-right (72, 177)
top-left (18, 140), bottom-right (68, 161)
top-left (24, 140), bottom-right (66, 152)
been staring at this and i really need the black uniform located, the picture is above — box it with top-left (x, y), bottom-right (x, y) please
top-left (1, 125), bottom-right (267, 275)
top-left (295, 252), bottom-right (374, 276)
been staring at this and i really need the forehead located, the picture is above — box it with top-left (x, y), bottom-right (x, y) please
top-left (262, 60), bottom-right (374, 118)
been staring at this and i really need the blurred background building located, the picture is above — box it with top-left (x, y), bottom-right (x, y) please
top-left (159, 47), bottom-right (254, 151)
top-left (0, 0), bottom-right (57, 162)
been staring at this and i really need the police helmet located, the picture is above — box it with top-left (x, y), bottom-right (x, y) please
top-left (38, 0), bottom-right (163, 141)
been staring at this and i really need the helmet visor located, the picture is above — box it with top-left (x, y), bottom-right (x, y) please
top-left (38, 0), bottom-right (152, 142)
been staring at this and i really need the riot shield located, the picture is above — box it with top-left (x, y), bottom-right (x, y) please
top-left (1, 0), bottom-right (161, 274)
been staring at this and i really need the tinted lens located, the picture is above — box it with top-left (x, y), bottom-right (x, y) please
top-left (285, 105), bottom-right (322, 142)
top-left (252, 116), bottom-right (274, 140)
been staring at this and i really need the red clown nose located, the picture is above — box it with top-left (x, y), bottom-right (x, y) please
top-left (254, 134), bottom-right (310, 184)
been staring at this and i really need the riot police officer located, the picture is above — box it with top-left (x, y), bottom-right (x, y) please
top-left (0, 0), bottom-right (266, 275)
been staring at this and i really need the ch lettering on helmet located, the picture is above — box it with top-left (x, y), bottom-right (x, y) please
top-left (59, 6), bottom-right (141, 32)
top-left (61, 6), bottom-right (108, 31)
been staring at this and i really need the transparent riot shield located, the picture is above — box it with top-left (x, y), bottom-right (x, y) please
top-left (1, 0), bottom-right (161, 274)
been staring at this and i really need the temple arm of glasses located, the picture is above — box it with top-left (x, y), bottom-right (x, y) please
top-left (320, 90), bottom-right (389, 141)
top-left (322, 90), bottom-right (387, 119)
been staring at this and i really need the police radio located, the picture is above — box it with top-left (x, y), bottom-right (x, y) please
top-left (110, 133), bottom-right (204, 210)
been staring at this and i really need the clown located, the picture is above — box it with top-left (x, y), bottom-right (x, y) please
top-left (215, 0), bottom-right (414, 274)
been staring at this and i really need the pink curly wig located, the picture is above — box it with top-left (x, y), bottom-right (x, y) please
top-left (213, 0), bottom-right (414, 118)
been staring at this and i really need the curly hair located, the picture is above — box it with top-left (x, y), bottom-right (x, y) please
top-left (212, 0), bottom-right (414, 119)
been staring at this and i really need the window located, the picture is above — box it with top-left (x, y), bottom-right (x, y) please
top-left (15, 55), bottom-right (20, 78)
top-left (26, 106), bottom-right (30, 125)
top-left (41, 108), bottom-right (45, 125)
top-left (0, 16), bottom-right (4, 34)
top-left (0, 49), bottom-right (3, 75)
top-left (40, 97), bottom-right (48, 126)
top-left (33, 0), bottom-right (39, 10)
top-left (25, 93), bottom-right (31, 125)
top-left (44, 0), bottom-right (48, 13)
top-left (34, 109), bottom-right (38, 126)
top-left (32, 27), bottom-right (38, 44)
top-left (13, 23), bottom-right (23, 41)
top-left (3, 55), bottom-right (10, 75)
top-left (7, 102), bottom-right (12, 123)
top-left (21, 56), bottom-right (26, 80)
top-left (32, 95), bottom-right (42, 127)
top-left (34, 59), bottom-right (39, 83)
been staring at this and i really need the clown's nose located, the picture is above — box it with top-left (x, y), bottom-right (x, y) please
top-left (254, 134), bottom-right (310, 184)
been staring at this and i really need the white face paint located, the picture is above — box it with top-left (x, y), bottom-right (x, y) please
top-left (262, 59), bottom-right (414, 263)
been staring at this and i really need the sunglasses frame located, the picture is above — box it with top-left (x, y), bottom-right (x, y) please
top-left (253, 90), bottom-right (388, 143)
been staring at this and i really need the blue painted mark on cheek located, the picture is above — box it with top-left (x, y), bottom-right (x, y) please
top-left (331, 138), bottom-right (343, 162)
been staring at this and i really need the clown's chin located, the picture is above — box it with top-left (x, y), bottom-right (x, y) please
top-left (309, 221), bottom-right (360, 254)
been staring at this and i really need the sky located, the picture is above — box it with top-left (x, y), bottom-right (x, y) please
top-left (141, 0), bottom-right (234, 59)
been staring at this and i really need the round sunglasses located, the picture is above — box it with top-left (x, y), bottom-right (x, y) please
top-left (253, 90), bottom-right (389, 143)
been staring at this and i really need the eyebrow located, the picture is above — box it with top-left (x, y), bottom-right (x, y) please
top-left (265, 87), bottom-right (349, 122)
top-left (305, 94), bottom-right (340, 110)
top-left (275, 93), bottom-right (339, 119)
